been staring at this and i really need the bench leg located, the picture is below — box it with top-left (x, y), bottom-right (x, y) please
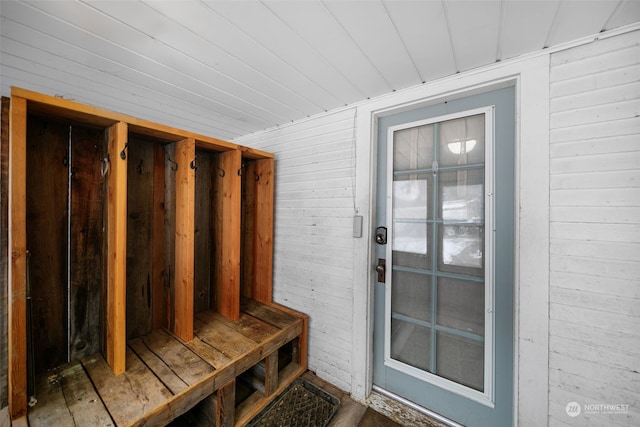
top-left (216, 379), bottom-right (235, 427)
top-left (264, 351), bottom-right (279, 396)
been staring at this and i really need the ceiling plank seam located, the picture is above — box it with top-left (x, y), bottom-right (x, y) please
top-left (603, 0), bottom-right (627, 32)
top-left (544, 0), bottom-right (564, 49)
top-left (319, 0), bottom-right (394, 96)
top-left (200, 0), bottom-right (342, 113)
top-left (79, 0), bottom-right (288, 126)
top-left (143, 0), bottom-right (317, 123)
top-left (440, 0), bottom-right (459, 73)
top-left (259, 0), bottom-right (368, 104)
top-left (380, 0), bottom-right (424, 85)
top-left (495, 0), bottom-right (507, 62)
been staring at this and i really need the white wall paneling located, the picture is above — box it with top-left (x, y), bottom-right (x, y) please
top-left (548, 29), bottom-right (640, 426)
top-left (238, 108), bottom-right (359, 392)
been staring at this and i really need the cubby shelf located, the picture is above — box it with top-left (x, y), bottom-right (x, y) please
top-left (4, 88), bottom-right (306, 426)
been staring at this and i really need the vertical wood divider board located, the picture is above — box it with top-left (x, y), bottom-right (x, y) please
top-left (174, 138), bottom-right (196, 341)
top-left (252, 158), bottom-right (274, 303)
top-left (0, 97), bottom-right (9, 411)
top-left (8, 96), bottom-right (28, 419)
top-left (214, 150), bottom-right (242, 320)
top-left (106, 122), bottom-right (128, 375)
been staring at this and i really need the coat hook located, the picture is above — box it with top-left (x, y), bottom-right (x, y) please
top-left (137, 159), bottom-right (143, 174)
top-left (168, 157), bottom-right (178, 171)
top-left (101, 156), bottom-right (110, 177)
top-left (120, 142), bottom-right (129, 160)
top-left (255, 173), bottom-right (260, 182)
top-left (190, 155), bottom-right (197, 170)
top-left (218, 166), bottom-right (225, 177)
top-left (237, 162), bottom-right (245, 176)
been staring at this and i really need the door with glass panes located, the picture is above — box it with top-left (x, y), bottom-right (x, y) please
top-left (373, 87), bottom-right (515, 427)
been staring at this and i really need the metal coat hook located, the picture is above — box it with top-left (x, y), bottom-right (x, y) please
top-left (218, 166), bottom-right (225, 177)
top-left (190, 155), bottom-right (197, 170)
top-left (120, 142), bottom-right (129, 160)
top-left (137, 159), bottom-right (143, 174)
top-left (237, 163), bottom-right (245, 176)
top-left (168, 157), bottom-right (178, 171)
top-left (255, 173), bottom-right (260, 182)
top-left (101, 156), bottom-right (110, 177)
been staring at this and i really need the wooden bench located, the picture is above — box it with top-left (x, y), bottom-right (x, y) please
top-left (27, 299), bottom-right (307, 427)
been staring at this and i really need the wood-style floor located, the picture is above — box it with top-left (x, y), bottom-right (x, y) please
top-left (27, 299), bottom-right (306, 427)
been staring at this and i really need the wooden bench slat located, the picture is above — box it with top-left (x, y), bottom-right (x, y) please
top-left (196, 310), bottom-right (279, 344)
top-left (29, 360), bottom-right (115, 427)
top-left (194, 317), bottom-right (257, 359)
top-left (83, 349), bottom-right (173, 426)
top-left (140, 329), bottom-right (214, 386)
top-left (241, 299), bottom-right (297, 329)
top-left (128, 337), bottom-right (188, 395)
top-left (184, 337), bottom-right (233, 370)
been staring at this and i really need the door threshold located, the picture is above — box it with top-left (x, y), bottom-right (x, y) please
top-left (371, 385), bottom-right (464, 427)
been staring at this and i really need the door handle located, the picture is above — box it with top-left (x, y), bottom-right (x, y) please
top-left (376, 258), bottom-right (386, 283)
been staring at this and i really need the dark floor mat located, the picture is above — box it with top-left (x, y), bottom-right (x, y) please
top-left (247, 378), bottom-right (340, 427)
top-left (357, 407), bottom-right (404, 427)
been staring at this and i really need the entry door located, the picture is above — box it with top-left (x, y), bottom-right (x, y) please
top-left (373, 87), bottom-right (515, 427)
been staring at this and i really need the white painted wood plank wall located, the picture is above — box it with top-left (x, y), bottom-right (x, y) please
top-left (238, 109), bottom-right (358, 391)
top-left (548, 30), bottom-right (640, 426)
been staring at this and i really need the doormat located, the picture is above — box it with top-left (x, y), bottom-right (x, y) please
top-left (247, 378), bottom-right (340, 427)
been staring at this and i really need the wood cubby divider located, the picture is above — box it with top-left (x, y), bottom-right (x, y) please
top-left (106, 122), bottom-right (128, 376)
top-left (251, 158), bottom-right (275, 303)
top-left (174, 137), bottom-right (196, 341)
top-left (214, 149), bottom-right (242, 321)
top-left (8, 95), bottom-right (28, 420)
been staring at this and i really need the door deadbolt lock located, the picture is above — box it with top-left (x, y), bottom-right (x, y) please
top-left (375, 226), bottom-right (387, 245)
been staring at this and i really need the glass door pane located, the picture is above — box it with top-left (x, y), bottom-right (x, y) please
top-left (387, 112), bottom-right (490, 396)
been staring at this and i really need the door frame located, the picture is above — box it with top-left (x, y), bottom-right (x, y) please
top-left (350, 54), bottom-right (550, 426)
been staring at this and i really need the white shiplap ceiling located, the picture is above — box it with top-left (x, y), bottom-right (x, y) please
top-left (1, 0), bottom-right (639, 140)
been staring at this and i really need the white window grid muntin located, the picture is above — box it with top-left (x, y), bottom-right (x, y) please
top-left (384, 106), bottom-right (495, 407)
